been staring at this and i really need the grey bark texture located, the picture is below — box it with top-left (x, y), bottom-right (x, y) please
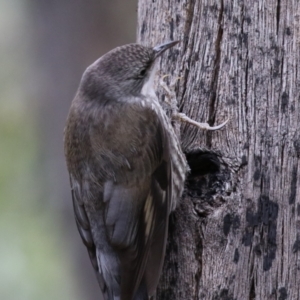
top-left (138, 0), bottom-right (300, 299)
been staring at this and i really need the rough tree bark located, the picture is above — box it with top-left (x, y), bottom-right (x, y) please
top-left (138, 0), bottom-right (300, 299)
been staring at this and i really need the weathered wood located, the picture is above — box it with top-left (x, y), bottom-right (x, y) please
top-left (138, 0), bottom-right (300, 299)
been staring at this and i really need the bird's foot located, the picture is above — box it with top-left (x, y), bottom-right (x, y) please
top-left (160, 75), bottom-right (229, 131)
top-left (176, 113), bottom-right (229, 131)
top-left (159, 74), bottom-right (181, 110)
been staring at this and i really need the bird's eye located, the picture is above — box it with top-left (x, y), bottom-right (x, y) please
top-left (139, 69), bottom-right (147, 77)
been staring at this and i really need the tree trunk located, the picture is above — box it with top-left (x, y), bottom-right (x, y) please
top-left (138, 0), bottom-right (300, 299)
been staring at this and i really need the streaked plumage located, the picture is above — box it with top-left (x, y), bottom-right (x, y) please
top-left (64, 42), bottom-right (187, 300)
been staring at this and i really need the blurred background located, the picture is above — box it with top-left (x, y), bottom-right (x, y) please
top-left (0, 1), bottom-right (136, 299)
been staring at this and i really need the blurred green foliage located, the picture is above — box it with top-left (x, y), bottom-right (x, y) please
top-left (0, 1), bottom-right (80, 299)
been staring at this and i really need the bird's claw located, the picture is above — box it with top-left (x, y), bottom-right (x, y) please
top-left (159, 75), bottom-right (182, 103)
top-left (159, 74), bottom-right (181, 112)
top-left (176, 113), bottom-right (229, 131)
top-left (160, 74), bottom-right (182, 91)
top-left (160, 75), bottom-right (229, 132)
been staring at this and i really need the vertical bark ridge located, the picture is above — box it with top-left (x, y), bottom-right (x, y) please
top-left (138, 0), bottom-right (300, 299)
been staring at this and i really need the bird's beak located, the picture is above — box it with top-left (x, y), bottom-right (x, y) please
top-left (153, 40), bottom-right (179, 59)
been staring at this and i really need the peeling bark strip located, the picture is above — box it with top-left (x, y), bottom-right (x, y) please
top-left (138, 0), bottom-right (300, 299)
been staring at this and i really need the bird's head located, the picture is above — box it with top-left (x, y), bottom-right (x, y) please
top-left (80, 41), bottom-right (179, 100)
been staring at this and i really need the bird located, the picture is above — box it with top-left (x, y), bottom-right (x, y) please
top-left (64, 41), bottom-right (189, 300)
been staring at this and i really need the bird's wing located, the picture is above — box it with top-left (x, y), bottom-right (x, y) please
top-left (93, 102), bottom-right (172, 299)
top-left (70, 176), bottom-right (112, 300)
top-left (69, 102), bottom-right (173, 299)
top-left (103, 165), bottom-right (171, 300)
